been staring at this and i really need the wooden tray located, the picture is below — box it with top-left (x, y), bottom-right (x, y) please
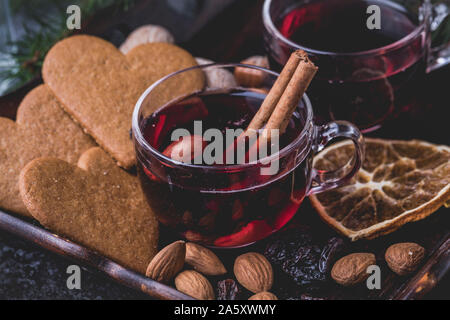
top-left (0, 0), bottom-right (448, 300)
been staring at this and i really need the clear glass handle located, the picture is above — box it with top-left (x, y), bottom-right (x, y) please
top-left (308, 121), bottom-right (365, 195)
top-left (427, 2), bottom-right (450, 72)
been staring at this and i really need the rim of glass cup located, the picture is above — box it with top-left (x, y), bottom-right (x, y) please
top-left (132, 63), bottom-right (314, 171)
top-left (263, 0), bottom-right (430, 57)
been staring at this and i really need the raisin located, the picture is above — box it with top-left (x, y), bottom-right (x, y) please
top-left (264, 228), bottom-right (345, 290)
top-left (217, 279), bottom-right (241, 300)
top-left (282, 244), bottom-right (326, 287)
top-left (319, 237), bottom-right (345, 273)
top-left (264, 226), bottom-right (313, 264)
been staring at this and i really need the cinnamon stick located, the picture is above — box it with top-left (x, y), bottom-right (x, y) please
top-left (265, 51), bottom-right (317, 134)
top-left (260, 50), bottom-right (317, 139)
top-left (247, 52), bottom-right (303, 131)
top-left (226, 50), bottom-right (317, 164)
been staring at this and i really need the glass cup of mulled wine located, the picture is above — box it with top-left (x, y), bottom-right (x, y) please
top-left (263, 0), bottom-right (450, 133)
top-left (132, 64), bottom-right (364, 248)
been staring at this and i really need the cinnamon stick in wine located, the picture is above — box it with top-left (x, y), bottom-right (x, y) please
top-left (227, 50), bottom-right (317, 164)
top-left (247, 52), bottom-right (305, 131)
top-left (263, 51), bottom-right (317, 136)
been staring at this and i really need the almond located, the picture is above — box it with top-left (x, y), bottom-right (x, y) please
top-left (145, 240), bottom-right (186, 283)
top-left (175, 270), bottom-right (215, 300)
top-left (331, 253), bottom-right (376, 286)
top-left (234, 55), bottom-right (269, 87)
top-left (185, 242), bottom-right (227, 276)
top-left (385, 242), bottom-right (425, 276)
top-left (234, 252), bottom-right (273, 293)
top-left (249, 291), bottom-right (278, 300)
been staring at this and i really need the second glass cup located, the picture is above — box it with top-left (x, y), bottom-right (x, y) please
top-left (263, 0), bottom-right (450, 133)
top-left (132, 64), bottom-right (364, 248)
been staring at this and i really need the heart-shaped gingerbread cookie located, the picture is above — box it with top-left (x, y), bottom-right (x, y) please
top-left (19, 147), bottom-right (159, 274)
top-left (0, 85), bottom-right (96, 216)
top-left (43, 35), bottom-right (204, 169)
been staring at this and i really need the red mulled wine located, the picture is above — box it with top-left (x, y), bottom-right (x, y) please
top-left (137, 89), bottom-right (309, 247)
top-left (278, 0), bottom-right (418, 53)
top-left (267, 0), bottom-right (427, 131)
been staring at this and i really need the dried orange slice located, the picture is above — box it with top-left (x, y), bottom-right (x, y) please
top-left (310, 138), bottom-right (450, 241)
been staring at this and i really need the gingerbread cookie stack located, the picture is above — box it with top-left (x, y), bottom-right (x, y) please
top-left (0, 85), bottom-right (95, 216)
top-left (1, 33), bottom-right (204, 273)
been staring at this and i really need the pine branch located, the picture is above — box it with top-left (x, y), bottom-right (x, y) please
top-left (1, 0), bottom-right (135, 93)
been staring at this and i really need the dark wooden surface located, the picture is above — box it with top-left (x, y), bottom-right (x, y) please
top-left (0, 211), bottom-right (192, 300)
top-left (0, 0), bottom-right (448, 300)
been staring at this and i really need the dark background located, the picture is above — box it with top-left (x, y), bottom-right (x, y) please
top-left (0, 0), bottom-right (448, 299)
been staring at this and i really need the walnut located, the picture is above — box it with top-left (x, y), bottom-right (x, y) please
top-left (120, 25), bottom-right (175, 54)
top-left (196, 57), bottom-right (237, 89)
